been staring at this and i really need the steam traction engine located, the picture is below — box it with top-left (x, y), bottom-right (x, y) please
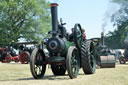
top-left (0, 47), bottom-right (19, 63)
top-left (0, 48), bottom-right (11, 63)
top-left (119, 33), bottom-right (128, 64)
top-left (91, 32), bottom-right (116, 68)
top-left (18, 42), bottom-right (37, 64)
top-left (30, 3), bottom-right (96, 79)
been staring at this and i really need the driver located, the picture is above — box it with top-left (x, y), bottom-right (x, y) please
top-left (69, 28), bottom-right (86, 41)
top-left (82, 28), bottom-right (86, 40)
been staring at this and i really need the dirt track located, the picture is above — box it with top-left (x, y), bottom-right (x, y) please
top-left (0, 63), bottom-right (128, 85)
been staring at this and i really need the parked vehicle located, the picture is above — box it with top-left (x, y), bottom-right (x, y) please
top-left (30, 3), bottom-right (96, 79)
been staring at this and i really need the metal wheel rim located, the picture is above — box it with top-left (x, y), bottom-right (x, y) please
top-left (66, 47), bottom-right (80, 79)
top-left (90, 49), bottom-right (95, 71)
top-left (71, 50), bottom-right (79, 77)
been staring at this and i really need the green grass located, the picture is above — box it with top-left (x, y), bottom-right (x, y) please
top-left (0, 63), bottom-right (128, 85)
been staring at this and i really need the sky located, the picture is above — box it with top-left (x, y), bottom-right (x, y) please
top-left (48, 0), bottom-right (118, 39)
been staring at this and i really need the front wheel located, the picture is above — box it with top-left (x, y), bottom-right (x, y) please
top-left (19, 51), bottom-right (30, 64)
top-left (66, 46), bottom-right (80, 79)
top-left (30, 48), bottom-right (46, 79)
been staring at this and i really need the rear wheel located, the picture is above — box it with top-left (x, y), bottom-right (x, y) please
top-left (66, 46), bottom-right (80, 79)
top-left (51, 64), bottom-right (66, 75)
top-left (81, 40), bottom-right (96, 74)
top-left (74, 24), bottom-right (83, 49)
top-left (30, 48), bottom-right (46, 79)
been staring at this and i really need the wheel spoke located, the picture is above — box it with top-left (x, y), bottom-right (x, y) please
top-left (73, 67), bottom-right (77, 74)
top-left (71, 50), bottom-right (79, 77)
top-left (71, 64), bottom-right (76, 68)
top-left (34, 66), bottom-right (38, 74)
top-left (39, 66), bottom-right (42, 74)
top-left (34, 65), bottom-right (41, 75)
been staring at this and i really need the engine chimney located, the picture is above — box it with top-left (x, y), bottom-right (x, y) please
top-left (101, 32), bottom-right (104, 46)
top-left (50, 3), bottom-right (58, 37)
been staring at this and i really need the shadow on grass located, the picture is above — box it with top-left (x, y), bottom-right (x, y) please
top-left (17, 73), bottom-right (87, 80)
top-left (17, 75), bottom-right (70, 81)
top-left (0, 72), bottom-right (88, 81)
top-left (0, 77), bottom-right (35, 81)
top-left (0, 74), bottom-right (70, 81)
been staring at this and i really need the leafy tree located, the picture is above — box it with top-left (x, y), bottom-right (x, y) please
top-left (105, 0), bottom-right (128, 49)
top-left (0, 0), bottom-right (51, 46)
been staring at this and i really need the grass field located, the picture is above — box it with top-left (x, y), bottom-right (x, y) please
top-left (0, 63), bottom-right (128, 85)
